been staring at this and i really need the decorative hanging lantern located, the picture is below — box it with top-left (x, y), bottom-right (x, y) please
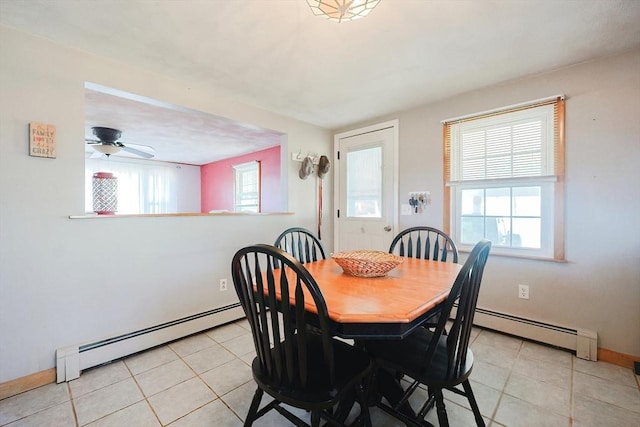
top-left (92, 172), bottom-right (118, 215)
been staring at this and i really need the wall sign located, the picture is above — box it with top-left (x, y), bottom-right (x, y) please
top-left (29, 122), bottom-right (57, 158)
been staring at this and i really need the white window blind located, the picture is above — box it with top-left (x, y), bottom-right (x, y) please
top-left (449, 104), bottom-right (556, 184)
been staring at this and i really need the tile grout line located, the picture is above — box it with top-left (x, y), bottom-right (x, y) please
top-left (569, 352), bottom-right (574, 426)
top-left (123, 355), bottom-right (164, 427)
top-left (67, 381), bottom-right (80, 427)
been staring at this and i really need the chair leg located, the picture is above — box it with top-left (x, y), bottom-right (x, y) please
top-left (462, 380), bottom-right (485, 427)
top-left (244, 387), bottom-right (263, 427)
top-left (433, 389), bottom-right (449, 427)
top-left (311, 410), bottom-right (321, 427)
top-left (356, 382), bottom-right (372, 427)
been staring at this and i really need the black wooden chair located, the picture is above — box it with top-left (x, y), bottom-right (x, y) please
top-left (365, 240), bottom-right (491, 427)
top-left (274, 227), bottom-right (327, 264)
top-left (390, 227), bottom-right (458, 331)
top-left (231, 244), bottom-right (373, 427)
top-left (389, 226), bottom-right (458, 263)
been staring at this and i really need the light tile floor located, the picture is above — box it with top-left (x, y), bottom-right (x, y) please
top-left (2, 319), bottom-right (639, 426)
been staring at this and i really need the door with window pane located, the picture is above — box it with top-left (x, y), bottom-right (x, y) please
top-left (335, 126), bottom-right (396, 252)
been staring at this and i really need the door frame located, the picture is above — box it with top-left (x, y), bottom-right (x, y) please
top-left (333, 119), bottom-right (399, 252)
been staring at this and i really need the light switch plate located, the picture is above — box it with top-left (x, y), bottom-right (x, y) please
top-left (401, 204), bottom-right (412, 215)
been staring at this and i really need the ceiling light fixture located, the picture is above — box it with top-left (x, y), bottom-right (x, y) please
top-left (92, 144), bottom-right (122, 156)
top-left (306, 0), bottom-right (381, 23)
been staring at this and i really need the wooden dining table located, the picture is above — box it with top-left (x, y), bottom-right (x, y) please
top-left (298, 256), bottom-right (462, 339)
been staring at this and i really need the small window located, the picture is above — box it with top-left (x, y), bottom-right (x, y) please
top-left (346, 146), bottom-right (382, 218)
top-left (443, 96), bottom-right (565, 260)
top-left (233, 161), bottom-right (260, 213)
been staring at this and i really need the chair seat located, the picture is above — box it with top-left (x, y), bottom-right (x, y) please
top-left (365, 327), bottom-right (474, 388)
top-left (253, 333), bottom-right (372, 409)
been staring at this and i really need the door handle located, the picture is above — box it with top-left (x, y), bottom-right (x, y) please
top-left (384, 226), bottom-right (392, 232)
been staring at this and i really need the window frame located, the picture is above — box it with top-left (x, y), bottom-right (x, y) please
top-left (443, 96), bottom-right (565, 261)
top-left (233, 161), bottom-right (261, 213)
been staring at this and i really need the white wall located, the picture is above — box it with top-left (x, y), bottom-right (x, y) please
top-left (337, 49), bottom-right (640, 357)
top-left (0, 26), bottom-right (332, 383)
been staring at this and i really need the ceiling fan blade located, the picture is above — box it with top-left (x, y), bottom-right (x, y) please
top-left (122, 145), bottom-right (154, 159)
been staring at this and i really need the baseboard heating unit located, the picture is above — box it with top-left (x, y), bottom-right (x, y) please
top-left (56, 303), bottom-right (245, 383)
top-left (468, 306), bottom-right (597, 361)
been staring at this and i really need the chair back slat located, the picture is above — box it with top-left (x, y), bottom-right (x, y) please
top-left (389, 226), bottom-right (458, 263)
top-left (442, 240), bottom-right (491, 378)
top-left (232, 244), bottom-right (335, 390)
top-left (275, 227), bottom-right (327, 264)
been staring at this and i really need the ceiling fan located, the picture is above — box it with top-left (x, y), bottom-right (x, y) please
top-left (86, 126), bottom-right (155, 159)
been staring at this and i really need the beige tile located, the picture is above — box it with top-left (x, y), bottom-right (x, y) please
top-left (573, 357), bottom-right (638, 388)
top-left (573, 371), bottom-right (640, 413)
top-left (512, 354), bottom-right (572, 390)
top-left (0, 382), bottom-right (70, 425)
top-left (219, 381), bottom-right (258, 422)
top-left (168, 333), bottom-right (216, 357)
top-left (200, 358), bottom-right (253, 396)
top-left (470, 341), bottom-right (519, 369)
top-left (473, 329), bottom-right (523, 352)
top-left (494, 394), bottom-right (570, 427)
top-left (74, 378), bottom-right (144, 426)
top-left (147, 377), bottom-right (215, 425)
top-left (441, 380), bottom-right (501, 418)
top-left (470, 359), bottom-right (510, 391)
top-left (468, 326), bottom-right (482, 343)
top-left (429, 400), bottom-right (489, 427)
top-left (205, 322), bottom-right (250, 343)
top-left (572, 392), bottom-right (640, 427)
top-left (240, 352), bottom-right (255, 366)
top-left (168, 399), bottom-right (242, 427)
top-left (248, 405), bottom-right (312, 426)
top-left (221, 334), bottom-right (256, 357)
top-left (519, 341), bottom-right (572, 370)
top-left (125, 345), bottom-right (179, 375)
top-left (182, 343), bottom-right (236, 374)
top-left (85, 401), bottom-right (160, 427)
top-left (70, 361), bottom-right (131, 397)
top-left (396, 385), bottom-right (489, 427)
top-left (3, 401), bottom-right (75, 427)
top-left (135, 359), bottom-right (195, 397)
top-left (233, 318), bottom-right (251, 331)
top-left (504, 372), bottom-right (571, 416)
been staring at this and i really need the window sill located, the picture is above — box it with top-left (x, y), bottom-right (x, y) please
top-left (69, 212), bottom-right (294, 219)
top-left (458, 247), bottom-right (567, 263)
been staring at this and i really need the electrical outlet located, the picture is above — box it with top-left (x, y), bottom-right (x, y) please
top-left (518, 284), bottom-right (529, 300)
top-left (219, 278), bottom-right (228, 291)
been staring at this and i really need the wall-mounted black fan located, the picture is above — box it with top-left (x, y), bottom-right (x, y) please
top-left (85, 126), bottom-right (154, 159)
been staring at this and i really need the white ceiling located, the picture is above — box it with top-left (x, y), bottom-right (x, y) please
top-left (2, 0), bottom-right (640, 164)
top-left (83, 84), bottom-right (284, 165)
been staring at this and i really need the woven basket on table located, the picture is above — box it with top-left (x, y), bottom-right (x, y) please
top-left (331, 250), bottom-right (403, 278)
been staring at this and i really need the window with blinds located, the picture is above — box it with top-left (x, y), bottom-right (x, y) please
top-left (443, 96), bottom-right (565, 260)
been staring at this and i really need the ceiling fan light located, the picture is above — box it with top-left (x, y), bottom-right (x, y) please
top-left (307, 0), bottom-right (380, 23)
top-left (92, 144), bottom-right (122, 156)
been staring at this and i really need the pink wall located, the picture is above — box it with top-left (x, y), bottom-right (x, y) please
top-left (200, 145), bottom-right (281, 213)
